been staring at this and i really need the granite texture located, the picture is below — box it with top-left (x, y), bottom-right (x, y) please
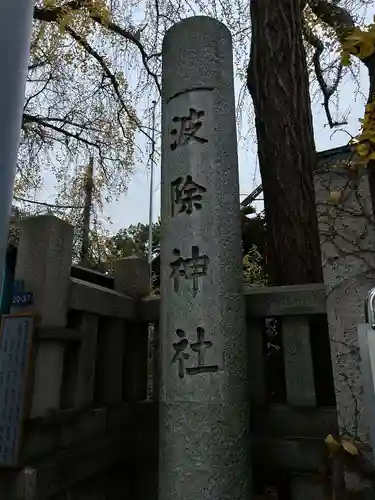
top-left (282, 316), bottom-right (316, 407)
top-left (114, 256), bottom-right (150, 298)
top-left (13, 215), bottom-right (73, 417)
top-left (316, 165), bottom-right (375, 440)
top-left (14, 215), bottom-right (73, 326)
top-left (160, 16), bottom-right (251, 500)
top-left (159, 402), bottom-right (250, 500)
top-left (315, 161), bottom-right (375, 488)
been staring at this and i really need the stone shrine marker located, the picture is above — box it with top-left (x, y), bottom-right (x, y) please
top-left (160, 16), bottom-right (252, 500)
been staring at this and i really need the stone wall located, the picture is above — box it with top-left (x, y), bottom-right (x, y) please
top-left (315, 146), bottom-right (375, 472)
top-left (0, 215), bottom-right (151, 499)
top-left (5, 151), bottom-right (375, 498)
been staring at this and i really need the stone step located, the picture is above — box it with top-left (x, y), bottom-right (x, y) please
top-left (0, 433), bottom-right (130, 500)
top-left (252, 404), bottom-right (337, 439)
top-left (253, 436), bottom-right (327, 473)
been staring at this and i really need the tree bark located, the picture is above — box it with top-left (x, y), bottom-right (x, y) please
top-left (247, 0), bottom-right (323, 285)
top-left (364, 53), bottom-right (375, 220)
top-left (81, 156), bottom-right (94, 267)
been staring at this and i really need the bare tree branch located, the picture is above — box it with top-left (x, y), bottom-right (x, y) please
top-left (303, 23), bottom-right (347, 128)
top-left (90, 16), bottom-right (161, 94)
top-left (23, 112), bottom-right (99, 149)
top-left (33, 0), bottom-right (161, 94)
top-left (307, 0), bottom-right (355, 37)
top-left (64, 28), bottom-right (156, 146)
top-left (33, 1), bottom-right (89, 22)
top-left (64, 25), bottom-right (137, 124)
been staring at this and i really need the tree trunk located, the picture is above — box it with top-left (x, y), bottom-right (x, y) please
top-left (81, 156), bottom-right (94, 267)
top-left (364, 53), bottom-right (375, 220)
top-left (247, 0), bottom-right (323, 285)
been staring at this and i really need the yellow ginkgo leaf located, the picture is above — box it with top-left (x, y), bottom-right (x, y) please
top-left (348, 27), bottom-right (367, 41)
top-left (358, 40), bottom-right (375, 60)
top-left (356, 143), bottom-right (370, 157)
top-left (341, 51), bottom-right (351, 66)
top-left (328, 191), bottom-right (342, 204)
top-left (325, 434), bottom-right (341, 452)
top-left (341, 439), bottom-right (359, 456)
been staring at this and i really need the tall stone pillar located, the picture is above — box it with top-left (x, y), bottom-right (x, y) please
top-left (160, 16), bottom-right (252, 500)
top-left (13, 215), bottom-right (73, 416)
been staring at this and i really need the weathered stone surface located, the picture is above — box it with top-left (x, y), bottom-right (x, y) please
top-left (94, 317), bottom-right (124, 406)
top-left (69, 278), bottom-right (135, 320)
top-left (282, 316), bottom-right (316, 406)
top-left (315, 160), bottom-right (375, 449)
top-left (315, 153), bottom-right (375, 489)
top-left (160, 16), bottom-right (251, 500)
top-left (114, 256), bottom-right (150, 298)
top-left (139, 283), bottom-right (327, 322)
top-left (14, 215), bottom-right (73, 325)
top-left (244, 283), bottom-right (326, 317)
top-left (13, 215), bottom-right (73, 417)
top-left (75, 313), bottom-right (99, 408)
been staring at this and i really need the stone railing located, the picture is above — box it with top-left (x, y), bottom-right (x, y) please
top-left (0, 215), bottom-right (338, 500)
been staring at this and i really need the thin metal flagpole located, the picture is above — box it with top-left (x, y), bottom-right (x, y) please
top-left (0, 0), bottom-right (35, 296)
top-left (148, 99), bottom-right (157, 291)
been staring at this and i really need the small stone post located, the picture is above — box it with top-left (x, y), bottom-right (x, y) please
top-left (115, 256), bottom-right (150, 401)
top-left (13, 215), bottom-right (73, 416)
top-left (160, 16), bottom-right (252, 500)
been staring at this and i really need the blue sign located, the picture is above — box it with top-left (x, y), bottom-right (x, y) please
top-left (11, 293), bottom-right (33, 307)
top-left (11, 281), bottom-right (33, 308)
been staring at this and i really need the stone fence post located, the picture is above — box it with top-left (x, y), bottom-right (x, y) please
top-left (160, 16), bottom-right (252, 500)
top-left (116, 256), bottom-right (150, 402)
top-left (12, 215), bottom-right (73, 416)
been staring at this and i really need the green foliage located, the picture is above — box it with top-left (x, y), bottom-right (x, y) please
top-left (104, 221), bottom-right (160, 260)
top-left (243, 244), bottom-right (267, 285)
top-left (7, 206), bottom-right (29, 247)
top-left (340, 19), bottom-right (375, 65)
top-left (21, 0), bottom-right (139, 207)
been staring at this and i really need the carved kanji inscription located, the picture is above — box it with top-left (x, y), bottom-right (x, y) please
top-left (170, 246), bottom-right (209, 297)
top-left (170, 108), bottom-right (208, 151)
top-left (171, 175), bottom-right (206, 217)
top-left (171, 327), bottom-right (219, 378)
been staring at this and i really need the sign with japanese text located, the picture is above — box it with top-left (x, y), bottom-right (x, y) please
top-left (0, 313), bottom-right (35, 467)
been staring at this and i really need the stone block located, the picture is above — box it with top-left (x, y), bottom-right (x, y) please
top-left (14, 215), bottom-right (73, 326)
top-left (114, 256), bottom-right (150, 298)
top-left (13, 216), bottom-right (73, 417)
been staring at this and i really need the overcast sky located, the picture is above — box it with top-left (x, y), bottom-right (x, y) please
top-left (102, 65), bottom-right (368, 233)
top-left (35, 9), bottom-right (372, 234)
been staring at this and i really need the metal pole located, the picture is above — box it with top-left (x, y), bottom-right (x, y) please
top-left (148, 100), bottom-right (157, 290)
top-left (0, 0), bottom-right (34, 295)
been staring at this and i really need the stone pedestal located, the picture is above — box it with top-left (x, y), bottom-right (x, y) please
top-left (160, 16), bottom-right (252, 500)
